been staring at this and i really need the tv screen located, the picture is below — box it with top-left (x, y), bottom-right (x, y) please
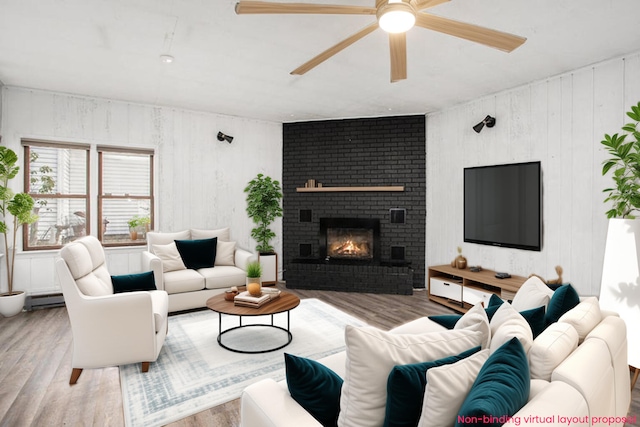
top-left (464, 161), bottom-right (542, 251)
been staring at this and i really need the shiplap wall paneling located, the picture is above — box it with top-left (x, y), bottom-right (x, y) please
top-left (566, 69), bottom-right (593, 295)
top-left (425, 111), bottom-right (457, 270)
top-left (1, 87), bottom-right (282, 295)
top-left (426, 51), bottom-right (640, 296)
top-left (591, 59), bottom-right (625, 295)
top-left (624, 55), bottom-right (640, 108)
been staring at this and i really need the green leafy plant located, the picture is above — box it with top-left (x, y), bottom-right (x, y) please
top-left (127, 215), bottom-right (150, 229)
top-left (0, 147), bottom-right (38, 295)
top-left (244, 173), bottom-right (283, 253)
top-left (601, 101), bottom-right (640, 218)
top-left (246, 261), bottom-right (262, 278)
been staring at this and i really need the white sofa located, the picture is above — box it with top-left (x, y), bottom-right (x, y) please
top-left (240, 278), bottom-right (631, 427)
top-left (142, 228), bottom-right (255, 312)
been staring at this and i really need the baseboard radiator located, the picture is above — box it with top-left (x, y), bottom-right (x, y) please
top-left (25, 293), bottom-right (65, 311)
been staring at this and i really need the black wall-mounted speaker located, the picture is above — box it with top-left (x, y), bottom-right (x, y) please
top-left (390, 208), bottom-right (406, 224)
top-left (299, 243), bottom-right (312, 258)
top-left (391, 246), bottom-right (405, 260)
top-left (299, 209), bottom-right (312, 223)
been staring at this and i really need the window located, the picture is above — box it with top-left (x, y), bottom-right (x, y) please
top-left (98, 147), bottom-right (154, 246)
top-left (23, 140), bottom-right (90, 250)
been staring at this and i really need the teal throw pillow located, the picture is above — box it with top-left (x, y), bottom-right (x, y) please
top-left (484, 294), bottom-right (504, 321)
top-left (428, 314), bottom-right (460, 329)
top-left (545, 284), bottom-right (580, 326)
top-left (520, 306), bottom-right (546, 338)
top-left (484, 304), bottom-right (502, 321)
top-left (174, 237), bottom-right (217, 269)
top-left (455, 338), bottom-right (530, 427)
top-left (429, 295), bottom-right (503, 329)
top-left (487, 293), bottom-right (504, 307)
top-left (111, 271), bottom-right (156, 293)
top-left (383, 346), bottom-right (481, 427)
top-left (285, 353), bottom-right (343, 427)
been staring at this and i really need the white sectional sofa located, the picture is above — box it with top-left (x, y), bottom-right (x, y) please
top-left (142, 228), bottom-right (256, 312)
top-left (240, 277), bottom-right (631, 427)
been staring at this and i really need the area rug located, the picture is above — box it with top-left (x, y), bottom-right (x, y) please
top-left (120, 298), bottom-right (366, 427)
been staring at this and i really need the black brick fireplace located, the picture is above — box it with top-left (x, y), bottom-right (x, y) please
top-left (282, 115), bottom-right (426, 294)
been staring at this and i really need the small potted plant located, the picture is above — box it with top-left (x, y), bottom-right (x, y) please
top-left (245, 261), bottom-right (263, 296)
top-left (0, 146), bottom-right (38, 317)
top-left (127, 215), bottom-right (150, 240)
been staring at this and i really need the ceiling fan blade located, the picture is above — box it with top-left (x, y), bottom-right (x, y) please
top-left (411, 0), bottom-right (450, 11)
top-left (389, 33), bottom-right (407, 83)
top-left (235, 1), bottom-right (376, 15)
top-left (415, 13), bottom-right (526, 52)
top-left (291, 22), bottom-right (379, 76)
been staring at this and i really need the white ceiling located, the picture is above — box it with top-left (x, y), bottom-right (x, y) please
top-left (1, 0), bottom-right (640, 123)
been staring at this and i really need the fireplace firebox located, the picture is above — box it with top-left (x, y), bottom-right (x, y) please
top-left (319, 218), bottom-right (380, 263)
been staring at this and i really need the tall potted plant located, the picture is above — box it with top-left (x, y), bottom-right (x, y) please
top-left (601, 101), bottom-right (640, 218)
top-left (244, 174), bottom-right (283, 284)
top-left (599, 101), bottom-right (640, 372)
top-left (0, 146), bottom-right (38, 317)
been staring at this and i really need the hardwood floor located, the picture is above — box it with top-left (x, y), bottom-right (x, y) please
top-left (1, 285), bottom-right (638, 426)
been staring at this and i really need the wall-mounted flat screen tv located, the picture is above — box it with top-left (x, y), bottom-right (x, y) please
top-left (464, 161), bottom-right (542, 251)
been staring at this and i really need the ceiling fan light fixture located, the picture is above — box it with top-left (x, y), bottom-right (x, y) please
top-left (377, 1), bottom-right (416, 34)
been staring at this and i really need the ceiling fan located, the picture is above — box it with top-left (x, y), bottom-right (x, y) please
top-left (235, 0), bottom-right (526, 82)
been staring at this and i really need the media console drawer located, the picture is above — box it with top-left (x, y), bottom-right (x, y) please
top-left (430, 278), bottom-right (462, 301)
top-left (463, 287), bottom-right (494, 306)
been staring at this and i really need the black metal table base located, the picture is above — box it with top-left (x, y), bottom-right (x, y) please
top-left (217, 311), bottom-right (293, 354)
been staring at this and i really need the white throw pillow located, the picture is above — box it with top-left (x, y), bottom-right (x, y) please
top-left (337, 325), bottom-right (483, 427)
top-left (528, 322), bottom-right (579, 381)
top-left (390, 317), bottom-right (447, 334)
top-left (511, 276), bottom-right (554, 311)
top-left (215, 240), bottom-right (236, 266)
top-left (147, 230), bottom-right (190, 253)
top-left (152, 242), bottom-right (187, 273)
top-left (489, 303), bottom-right (533, 354)
top-left (417, 350), bottom-right (490, 427)
top-left (454, 303), bottom-right (491, 349)
top-left (190, 227), bottom-right (230, 241)
top-left (557, 296), bottom-right (602, 341)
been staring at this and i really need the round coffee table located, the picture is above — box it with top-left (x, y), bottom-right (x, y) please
top-left (206, 291), bottom-right (301, 354)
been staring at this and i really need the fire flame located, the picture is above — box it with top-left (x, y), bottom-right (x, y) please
top-left (330, 239), bottom-right (370, 257)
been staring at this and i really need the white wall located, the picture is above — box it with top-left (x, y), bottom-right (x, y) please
top-left (426, 50), bottom-right (640, 296)
top-left (0, 80), bottom-right (3, 130)
top-left (0, 87), bottom-right (282, 295)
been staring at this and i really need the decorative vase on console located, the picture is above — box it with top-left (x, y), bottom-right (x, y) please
top-left (451, 246), bottom-right (467, 269)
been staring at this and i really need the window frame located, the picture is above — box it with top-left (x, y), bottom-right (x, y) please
top-left (22, 139), bottom-right (91, 251)
top-left (97, 146), bottom-right (155, 247)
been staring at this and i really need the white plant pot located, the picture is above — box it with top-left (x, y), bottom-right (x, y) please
top-left (599, 218), bottom-right (640, 369)
top-left (259, 253), bottom-right (278, 285)
top-left (0, 291), bottom-right (26, 318)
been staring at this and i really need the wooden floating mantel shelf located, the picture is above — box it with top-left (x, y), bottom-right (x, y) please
top-left (296, 186), bottom-right (405, 193)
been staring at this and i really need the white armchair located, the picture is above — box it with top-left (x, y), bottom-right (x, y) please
top-left (55, 236), bottom-right (168, 384)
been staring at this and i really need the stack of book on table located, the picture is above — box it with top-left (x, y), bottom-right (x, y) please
top-left (234, 288), bottom-right (281, 308)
